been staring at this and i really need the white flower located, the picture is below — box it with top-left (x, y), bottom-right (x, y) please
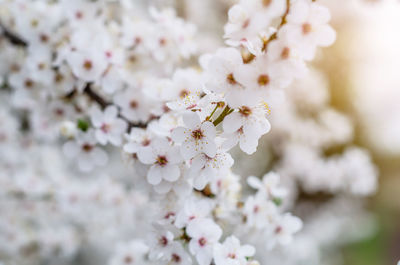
top-left (205, 48), bottom-right (255, 108)
top-left (213, 236), bottom-right (255, 265)
top-left (223, 105), bottom-right (271, 154)
top-left (113, 88), bottom-right (153, 123)
top-left (247, 172), bottom-right (288, 200)
top-left (186, 218), bottom-right (222, 265)
top-left (280, 0), bottom-right (336, 61)
top-left (148, 226), bottom-right (175, 261)
top-left (109, 240), bottom-right (149, 265)
top-left (243, 194), bottom-right (278, 229)
top-left (90, 105), bottom-right (127, 146)
top-left (62, 129), bottom-right (108, 172)
top-left (66, 50), bottom-right (108, 82)
top-left (235, 54), bottom-right (290, 100)
top-left (137, 137), bottom-right (182, 185)
top-left (265, 213), bottom-right (303, 249)
top-left (123, 128), bottom-right (154, 154)
top-left (172, 112), bottom-right (217, 160)
top-left (174, 197), bottom-right (213, 228)
top-left (189, 151), bottom-right (234, 190)
top-left (165, 243), bottom-right (192, 265)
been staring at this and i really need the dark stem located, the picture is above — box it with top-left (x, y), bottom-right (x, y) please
top-left (0, 22), bottom-right (28, 47)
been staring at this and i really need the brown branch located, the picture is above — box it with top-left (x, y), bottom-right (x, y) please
top-left (262, 0), bottom-right (291, 51)
top-left (0, 22), bottom-right (28, 47)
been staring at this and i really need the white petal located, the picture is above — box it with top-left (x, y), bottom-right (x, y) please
top-left (153, 181), bottom-right (172, 194)
top-left (90, 107), bottom-right (103, 127)
top-left (104, 105), bottom-right (118, 122)
top-left (161, 164), bottom-right (180, 182)
top-left (183, 112), bottom-right (201, 129)
top-left (63, 141), bottom-right (79, 158)
top-left (201, 121), bottom-right (216, 139)
top-left (223, 112), bottom-right (242, 133)
top-left (147, 165), bottom-right (163, 185)
top-left (91, 148), bottom-right (108, 166)
top-left (137, 146), bottom-right (156, 164)
top-left (171, 127), bottom-right (187, 143)
top-left (180, 140), bottom-right (198, 160)
top-left (201, 139), bottom-right (217, 158)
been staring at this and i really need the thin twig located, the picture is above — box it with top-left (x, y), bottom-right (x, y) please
top-left (0, 22), bottom-right (28, 47)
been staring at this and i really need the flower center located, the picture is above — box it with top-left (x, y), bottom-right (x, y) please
top-left (156, 155), bottom-right (168, 166)
top-left (302, 23), bottom-right (312, 35)
top-left (54, 73), bottom-right (64, 83)
top-left (228, 253), bottom-right (237, 259)
top-left (239, 106), bottom-right (252, 117)
top-left (24, 79), bottom-right (34, 88)
top-left (101, 124), bottom-right (111, 133)
top-left (83, 60), bottom-right (93, 70)
top-left (257, 74), bottom-right (270, 86)
top-left (198, 237), bottom-right (207, 247)
top-left (159, 236), bottom-right (168, 246)
top-left (262, 0), bottom-right (272, 6)
top-left (124, 256), bottom-right (133, 264)
top-left (142, 138), bottom-right (151, 146)
top-left (82, 144), bottom-right (93, 152)
top-left (191, 129), bottom-right (204, 140)
top-left (172, 254), bottom-right (181, 263)
top-left (180, 89), bottom-right (190, 99)
top-left (226, 73), bottom-right (237, 85)
top-left (129, 100), bottom-right (138, 109)
top-left (281, 47), bottom-right (290, 59)
top-left (275, 226), bottom-right (283, 234)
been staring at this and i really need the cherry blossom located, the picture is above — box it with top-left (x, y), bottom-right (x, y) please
top-left (186, 218), bottom-right (222, 265)
top-left (90, 105), bottom-right (127, 146)
top-left (137, 137), bottom-right (182, 185)
top-left (172, 112), bottom-right (217, 160)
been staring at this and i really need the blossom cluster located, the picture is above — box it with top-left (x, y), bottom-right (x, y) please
top-left (0, 0), bottom-right (377, 265)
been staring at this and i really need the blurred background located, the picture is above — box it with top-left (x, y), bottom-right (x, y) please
top-left (179, 0), bottom-right (400, 264)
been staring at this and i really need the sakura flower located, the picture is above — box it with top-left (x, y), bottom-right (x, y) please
top-left (242, 194), bottom-right (278, 229)
top-left (213, 236), bottom-right (255, 265)
top-left (235, 54), bottom-right (290, 100)
top-left (165, 243), bottom-right (192, 265)
top-left (148, 226), bottom-right (175, 261)
top-left (174, 197), bottom-right (213, 228)
top-left (205, 48), bottom-right (259, 108)
top-left (247, 172), bottom-right (288, 200)
top-left (113, 88), bottom-right (153, 123)
top-left (265, 213), bottom-right (303, 249)
top-left (137, 137), bottom-right (182, 185)
top-left (90, 105), bottom-right (127, 146)
top-left (66, 50), bottom-right (108, 82)
top-left (280, 0), bottom-right (336, 61)
top-left (123, 128), bottom-right (154, 154)
top-left (62, 129), bottom-right (108, 172)
top-left (189, 151), bottom-right (234, 190)
top-left (186, 218), bottom-right (222, 265)
top-left (223, 105), bottom-right (271, 154)
top-left (109, 240), bottom-right (149, 265)
top-left (172, 112), bottom-right (217, 160)
top-left (224, 0), bottom-right (285, 47)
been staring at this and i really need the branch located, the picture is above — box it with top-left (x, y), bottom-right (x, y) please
top-left (0, 22), bottom-right (28, 47)
top-left (262, 0), bottom-right (291, 51)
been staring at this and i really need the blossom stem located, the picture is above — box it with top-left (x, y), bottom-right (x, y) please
top-left (212, 106), bottom-right (233, 126)
top-left (263, 0), bottom-right (291, 50)
top-left (206, 105), bottom-right (219, 121)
